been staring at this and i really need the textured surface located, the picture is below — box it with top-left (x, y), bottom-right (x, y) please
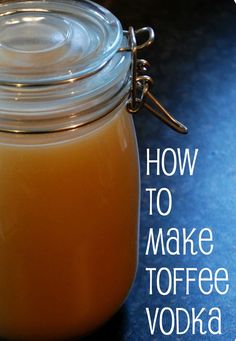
top-left (83, 0), bottom-right (236, 340)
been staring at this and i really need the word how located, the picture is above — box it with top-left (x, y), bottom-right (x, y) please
top-left (146, 148), bottom-right (199, 176)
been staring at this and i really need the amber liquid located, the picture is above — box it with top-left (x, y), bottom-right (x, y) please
top-left (0, 108), bottom-right (139, 339)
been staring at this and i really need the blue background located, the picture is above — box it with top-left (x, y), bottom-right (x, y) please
top-left (85, 0), bottom-right (236, 340)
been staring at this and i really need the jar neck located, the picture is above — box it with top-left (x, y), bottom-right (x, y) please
top-left (0, 44), bottom-right (131, 134)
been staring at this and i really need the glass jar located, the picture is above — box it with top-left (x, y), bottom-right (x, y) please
top-left (0, 1), bottom-right (139, 339)
top-left (0, 0), bottom-right (187, 339)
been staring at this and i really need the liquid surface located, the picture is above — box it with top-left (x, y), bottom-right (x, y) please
top-left (0, 108), bottom-right (139, 339)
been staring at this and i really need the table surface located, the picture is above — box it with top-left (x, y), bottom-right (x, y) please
top-left (82, 0), bottom-right (236, 340)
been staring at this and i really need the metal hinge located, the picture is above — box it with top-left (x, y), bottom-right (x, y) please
top-left (120, 27), bottom-right (188, 134)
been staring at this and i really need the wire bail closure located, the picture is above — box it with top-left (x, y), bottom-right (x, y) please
top-left (0, 25), bottom-right (188, 135)
top-left (120, 27), bottom-right (188, 134)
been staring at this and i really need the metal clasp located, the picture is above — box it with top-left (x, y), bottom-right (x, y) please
top-left (119, 27), bottom-right (188, 134)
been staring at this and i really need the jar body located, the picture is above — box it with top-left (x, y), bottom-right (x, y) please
top-left (0, 106), bottom-right (139, 339)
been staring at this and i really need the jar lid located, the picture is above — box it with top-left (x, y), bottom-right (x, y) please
top-left (0, 0), bottom-right (132, 134)
top-left (0, 0), bottom-right (123, 85)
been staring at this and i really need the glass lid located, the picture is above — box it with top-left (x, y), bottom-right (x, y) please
top-left (0, 0), bottom-right (123, 85)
